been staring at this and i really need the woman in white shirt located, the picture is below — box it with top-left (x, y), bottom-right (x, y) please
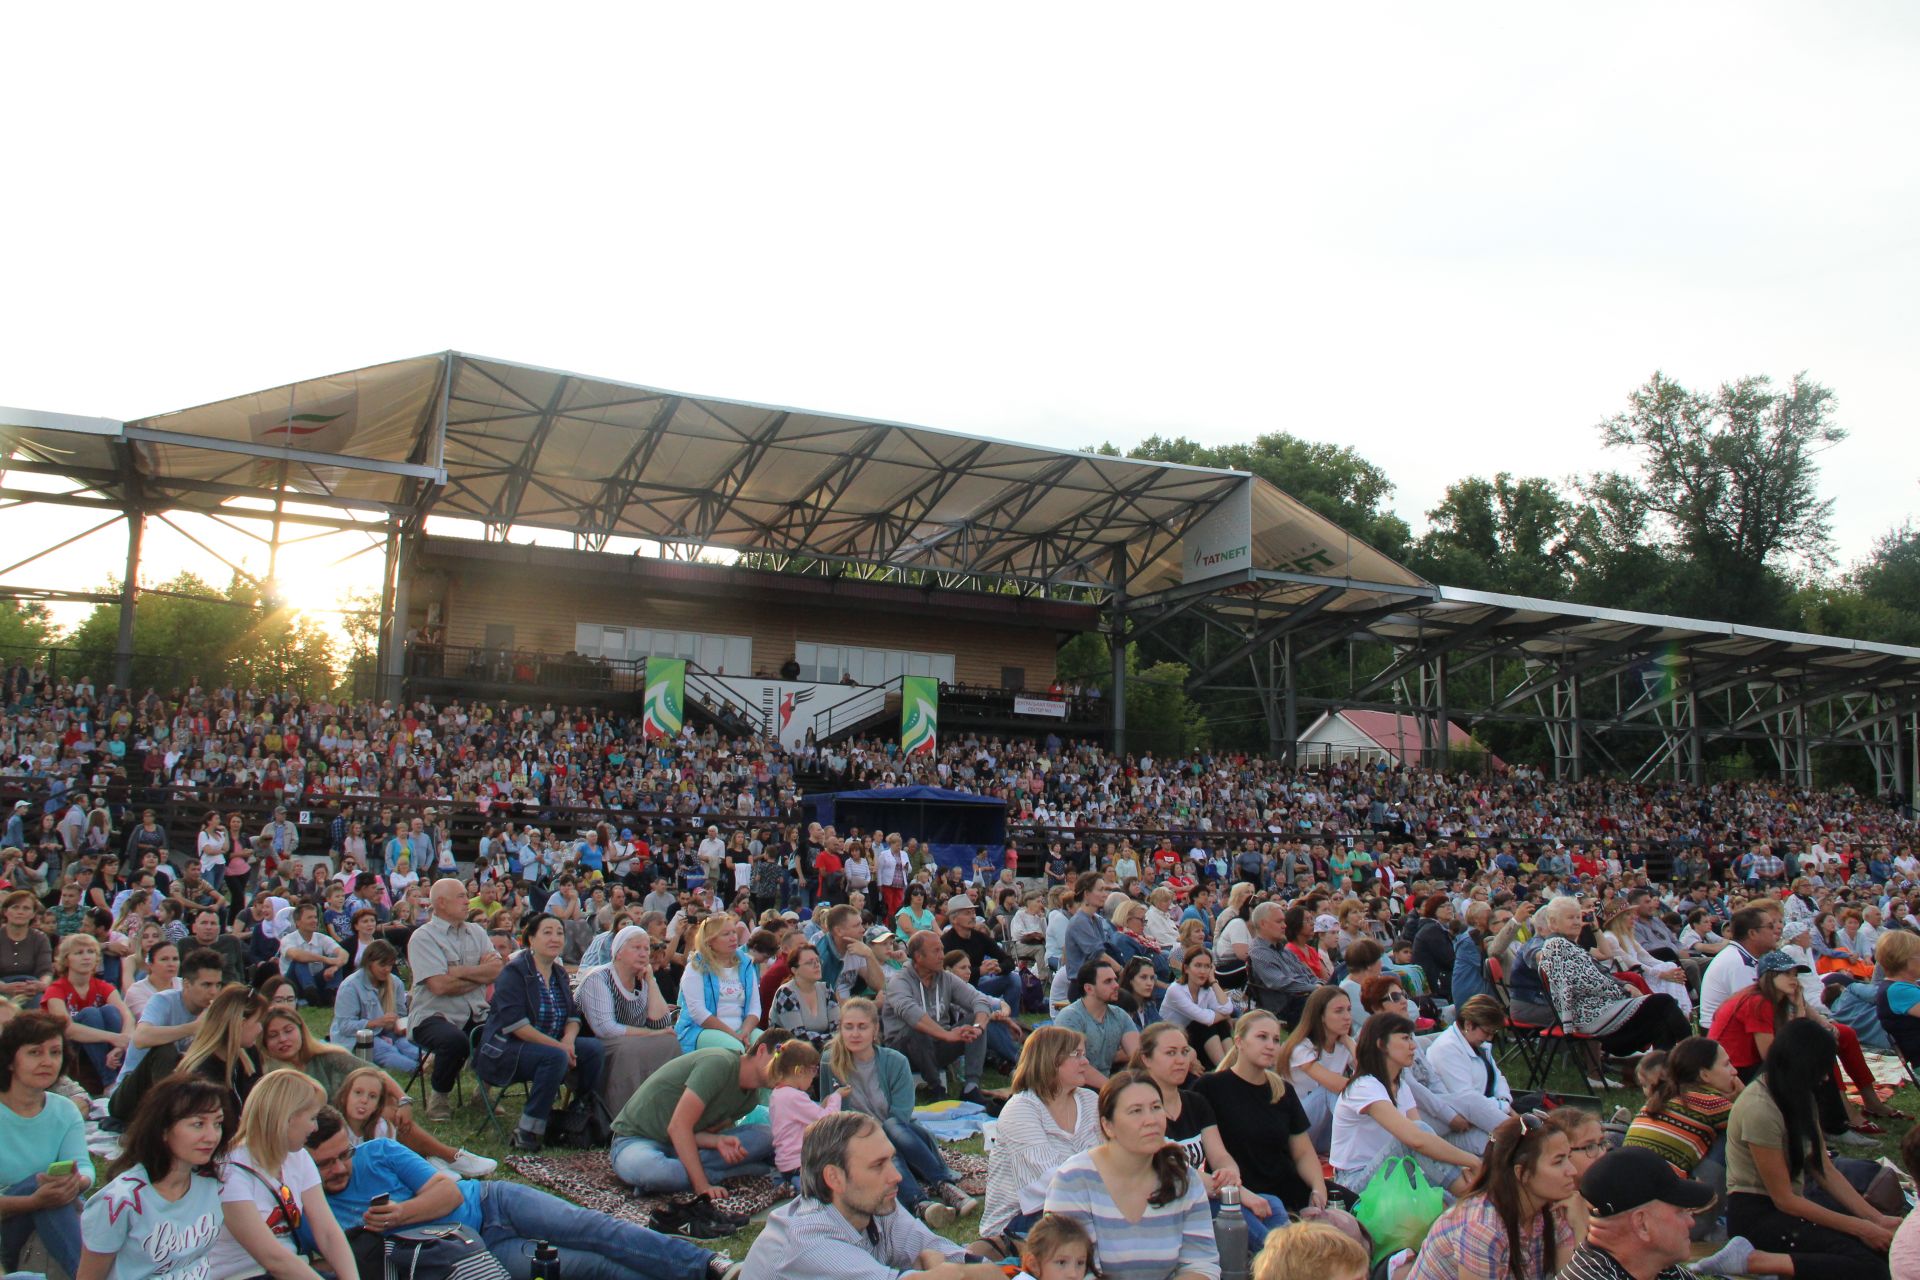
top-left (1419, 996), bottom-right (1516, 1157)
top-left (1330, 1012), bottom-right (1479, 1200)
top-left (1278, 985), bottom-right (1354, 1153)
top-left (1143, 889), bottom-right (1183, 952)
top-left (195, 813), bottom-right (231, 882)
top-left (979, 1025), bottom-right (1102, 1249)
top-left (205, 1069), bottom-right (355, 1280)
top-left (1160, 948), bottom-right (1233, 1066)
top-left (1212, 883), bottom-right (1256, 985)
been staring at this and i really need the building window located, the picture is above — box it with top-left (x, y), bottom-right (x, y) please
top-left (793, 642), bottom-right (954, 686)
top-left (575, 624), bottom-right (751, 675)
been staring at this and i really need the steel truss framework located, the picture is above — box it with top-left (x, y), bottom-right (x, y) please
top-left (3, 353), bottom-right (1916, 799)
top-left (1121, 571), bottom-right (1920, 797)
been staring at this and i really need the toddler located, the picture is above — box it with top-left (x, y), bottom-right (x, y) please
top-left (1016, 1213), bottom-right (1094, 1280)
top-left (766, 1040), bottom-right (845, 1186)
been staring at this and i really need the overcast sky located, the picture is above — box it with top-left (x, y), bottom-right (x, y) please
top-left (3, 3), bottom-right (1916, 629)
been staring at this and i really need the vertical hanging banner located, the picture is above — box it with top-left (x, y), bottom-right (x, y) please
top-left (642, 658), bottom-right (687, 740)
top-left (901, 675), bottom-right (939, 756)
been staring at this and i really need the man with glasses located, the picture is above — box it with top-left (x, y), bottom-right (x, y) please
top-left (304, 1106), bottom-right (741, 1280)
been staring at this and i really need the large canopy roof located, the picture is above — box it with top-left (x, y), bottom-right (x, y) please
top-left (1, 351), bottom-right (1423, 599)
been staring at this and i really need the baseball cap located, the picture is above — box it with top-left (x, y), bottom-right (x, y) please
top-left (945, 894), bottom-right (976, 915)
top-left (1313, 914), bottom-right (1339, 933)
top-left (865, 925), bottom-right (896, 944)
top-left (1579, 1147), bottom-right (1716, 1217)
top-left (1754, 950), bottom-right (1810, 978)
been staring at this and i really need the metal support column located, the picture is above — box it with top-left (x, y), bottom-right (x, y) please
top-left (1282, 634), bottom-right (1299, 765)
top-left (1109, 546), bottom-right (1127, 757)
top-left (381, 530), bottom-right (412, 689)
top-left (1794, 679), bottom-right (1812, 788)
top-left (112, 511), bottom-right (144, 689)
top-left (1686, 688), bottom-right (1704, 785)
top-left (1433, 653), bottom-right (1450, 770)
top-left (1568, 674), bottom-right (1584, 782)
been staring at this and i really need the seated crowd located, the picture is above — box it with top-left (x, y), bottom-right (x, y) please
top-left (3, 674), bottom-right (1920, 1280)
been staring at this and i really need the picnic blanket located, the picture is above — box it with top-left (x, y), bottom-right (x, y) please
top-left (914, 1098), bottom-right (992, 1140)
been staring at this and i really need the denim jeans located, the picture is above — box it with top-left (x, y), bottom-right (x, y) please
top-left (71, 1004), bottom-right (123, 1084)
top-left (1, 1174), bottom-right (81, 1278)
top-left (881, 1115), bottom-right (955, 1210)
top-left (286, 960), bottom-right (343, 1005)
top-left (366, 1033), bottom-right (422, 1073)
top-left (483, 1036), bottom-right (606, 1133)
top-left (476, 1179), bottom-right (713, 1280)
top-left (610, 1124), bottom-right (775, 1192)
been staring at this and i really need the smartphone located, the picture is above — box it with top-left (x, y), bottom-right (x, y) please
top-left (369, 1193), bottom-right (391, 1208)
top-left (46, 1161), bottom-right (75, 1178)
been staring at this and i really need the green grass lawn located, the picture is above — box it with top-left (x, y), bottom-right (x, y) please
top-left (300, 1009), bottom-right (1919, 1261)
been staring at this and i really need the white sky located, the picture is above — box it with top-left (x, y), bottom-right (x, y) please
top-left (3, 3), bottom-right (1917, 639)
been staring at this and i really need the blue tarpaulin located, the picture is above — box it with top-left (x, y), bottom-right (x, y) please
top-left (802, 785), bottom-right (1007, 870)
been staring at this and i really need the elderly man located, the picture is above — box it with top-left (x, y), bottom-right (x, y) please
top-left (409, 877), bottom-right (504, 1120)
top-left (741, 1112), bottom-right (999, 1280)
top-left (304, 1107), bottom-right (739, 1280)
top-left (884, 930), bottom-right (998, 1106)
top-left (1246, 901), bottom-right (1320, 1023)
top-left (1557, 1147), bottom-right (1719, 1280)
top-left (938, 895), bottom-right (1015, 1002)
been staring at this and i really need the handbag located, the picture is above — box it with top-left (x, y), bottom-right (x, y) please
top-left (1351, 1156), bottom-right (1445, 1264)
top-left (386, 1223), bottom-right (513, 1280)
top-left (547, 1096), bottom-right (613, 1148)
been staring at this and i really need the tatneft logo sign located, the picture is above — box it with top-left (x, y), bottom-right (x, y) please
top-left (1191, 543), bottom-right (1250, 568)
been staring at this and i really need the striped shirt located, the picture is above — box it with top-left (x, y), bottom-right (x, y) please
top-left (739, 1195), bottom-right (964, 1280)
top-left (1556, 1243), bottom-right (1696, 1280)
top-left (1045, 1150), bottom-right (1220, 1280)
top-left (1622, 1090), bottom-right (1733, 1175)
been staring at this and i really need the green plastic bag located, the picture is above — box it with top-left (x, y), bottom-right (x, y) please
top-left (1352, 1156), bottom-right (1446, 1263)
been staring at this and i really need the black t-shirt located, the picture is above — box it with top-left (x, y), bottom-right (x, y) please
top-left (1164, 1088), bottom-right (1216, 1178)
top-left (1193, 1068), bottom-right (1312, 1211)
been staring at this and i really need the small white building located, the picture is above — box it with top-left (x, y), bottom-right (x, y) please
top-left (1297, 709), bottom-right (1501, 769)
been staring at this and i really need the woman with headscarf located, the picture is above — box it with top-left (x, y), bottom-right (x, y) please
top-left (577, 923), bottom-right (679, 1114)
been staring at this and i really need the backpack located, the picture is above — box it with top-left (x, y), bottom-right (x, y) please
top-left (386, 1224), bottom-right (513, 1280)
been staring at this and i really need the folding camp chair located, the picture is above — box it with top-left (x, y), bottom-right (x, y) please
top-left (467, 1026), bottom-right (526, 1145)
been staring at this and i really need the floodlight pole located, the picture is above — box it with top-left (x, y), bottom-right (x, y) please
top-left (113, 510), bottom-right (144, 689)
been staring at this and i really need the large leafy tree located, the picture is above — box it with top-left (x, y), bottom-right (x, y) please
top-left (65, 572), bottom-right (337, 695)
top-left (1410, 473), bottom-right (1578, 599)
top-left (1585, 371), bottom-right (1845, 624)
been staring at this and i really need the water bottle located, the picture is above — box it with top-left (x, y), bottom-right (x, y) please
top-left (1215, 1185), bottom-right (1248, 1280)
top-left (529, 1240), bottom-right (560, 1280)
top-left (354, 1029), bottom-right (375, 1061)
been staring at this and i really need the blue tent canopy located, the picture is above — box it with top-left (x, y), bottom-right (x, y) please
top-left (803, 786), bottom-right (1008, 871)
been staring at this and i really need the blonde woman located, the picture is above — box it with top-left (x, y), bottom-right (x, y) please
top-left (980, 1024), bottom-right (1103, 1245)
top-left (1197, 1009), bottom-right (1337, 1223)
top-left (41, 932), bottom-right (131, 1084)
top-left (205, 1069), bottom-right (356, 1280)
top-left (672, 913), bottom-right (762, 1052)
top-left (178, 986), bottom-right (268, 1122)
top-left (1214, 882), bottom-right (1257, 986)
top-left (1596, 904), bottom-right (1693, 1018)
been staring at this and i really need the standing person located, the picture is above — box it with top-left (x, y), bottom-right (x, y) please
top-left (738, 1111), bottom-right (997, 1280)
top-left (1329, 1012), bottom-right (1480, 1199)
top-left (205, 1069), bottom-right (358, 1280)
top-left (818, 997), bottom-right (975, 1230)
top-left (408, 877), bottom-right (503, 1122)
top-left (1043, 1071), bottom-right (1221, 1280)
top-left (477, 911), bottom-right (605, 1152)
top-left (0, 1012), bottom-right (92, 1278)
top-left (1405, 1114), bottom-right (1577, 1280)
top-left (979, 1026), bottom-right (1102, 1248)
top-left (76, 1075), bottom-right (228, 1280)
top-left (1722, 1020), bottom-right (1897, 1280)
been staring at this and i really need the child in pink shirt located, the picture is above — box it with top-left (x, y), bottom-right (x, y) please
top-left (766, 1040), bottom-right (846, 1184)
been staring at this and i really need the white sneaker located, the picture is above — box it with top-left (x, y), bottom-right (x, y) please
top-left (449, 1150), bottom-right (498, 1178)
